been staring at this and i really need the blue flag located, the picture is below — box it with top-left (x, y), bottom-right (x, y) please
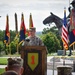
top-left (19, 13), bottom-right (26, 45)
top-left (4, 15), bottom-right (10, 46)
top-left (69, 29), bottom-right (75, 47)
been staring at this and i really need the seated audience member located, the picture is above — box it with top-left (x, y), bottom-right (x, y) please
top-left (1, 71), bottom-right (18, 75)
top-left (5, 58), bottom-right (24, 75)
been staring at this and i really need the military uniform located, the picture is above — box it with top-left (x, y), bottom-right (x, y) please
top-left (69, 0), bottom-right (75, 31)
top-left (26, 36), bottom-right (44, 46)
top-left (22, 27), bottom-right (44, 46)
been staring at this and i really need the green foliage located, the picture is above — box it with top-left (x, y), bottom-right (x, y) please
top-left (0, 30), bottom-right (5, 41)
top-left (42, 26), bottom-right (58, 34)
top-left (0, 41), bottom-right (4, 55)
top-left (10, 41), bottom-right (16, 54)
top-left (3, 42), bottom-right (16, 55)
top-left (0, 58), bottom-right (7, 65)
top-left (0, 30), bottom-right (18, 55)
top-left (0, 68), bottom-right (5, 74)
top-left (42, 26), bottom-right (61, 40)
top-left (42, 32), bottom-right (61, 53)
top-left (10, 30), bottom-right (16, 42)
top-left (0, 28), bottom-right (62, 55)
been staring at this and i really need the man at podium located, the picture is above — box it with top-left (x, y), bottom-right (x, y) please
top-left (21, 27), bottom-right (47, 75)
top-left (22, 27), bottom-right (44, 46)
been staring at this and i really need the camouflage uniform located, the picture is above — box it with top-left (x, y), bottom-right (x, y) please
top-left (22, 36), bottom-right (44, 46)
top-left (25, 36), bottom-right (44, 46)
top-left (22, 27), bottom-right (44, 46)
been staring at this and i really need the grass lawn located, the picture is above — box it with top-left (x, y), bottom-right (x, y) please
top-left (0, 68), bottom-right (5, 74)
top-left (0, 58), bottom-right (7, 65)
top-left (0, 54), bottom-right (20, 65)
top-left (1, 54), bottom-right (20, 57)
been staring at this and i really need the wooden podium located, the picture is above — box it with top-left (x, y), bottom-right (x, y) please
top-left (20, 46), bottom-right (47, 75)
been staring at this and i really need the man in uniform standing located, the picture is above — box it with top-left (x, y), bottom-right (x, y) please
top-left (23, 27), bottom-right (44, 46)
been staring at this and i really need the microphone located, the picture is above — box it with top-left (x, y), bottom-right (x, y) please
top-left (25, 38), bottom-right (30, 42)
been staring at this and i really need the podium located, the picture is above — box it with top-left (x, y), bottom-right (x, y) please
top-left (20, 46), bottom-right (47, 75)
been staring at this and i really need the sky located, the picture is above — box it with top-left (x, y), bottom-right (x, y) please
top-left (0, 0), bottom-right (73, 31)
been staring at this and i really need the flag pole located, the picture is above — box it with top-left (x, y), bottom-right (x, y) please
top-left (7, 15), bottom-right (11, 57)
top-left (15, 13), bottom-right (18, 55)
top-left (15, 13), bottom-right (18, 34)
top-left (9, 44), bottom-right (11, 57)
top-left (73, 44), bottom-right (74, 55)
top-left (68, 0), bottom-right (72, 56)
top-left (63, 47), bottom-right (66, 65)
top-left (62, 7), bottom-right (68, 65)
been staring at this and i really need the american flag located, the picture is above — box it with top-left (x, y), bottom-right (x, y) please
top-left (62, 8), bottom-right (68, 50)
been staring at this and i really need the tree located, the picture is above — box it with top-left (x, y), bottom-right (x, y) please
top-left (10, 41), bottom-right (16, 54)
top-left (10, 30), bottom-right (16, 42)
top-left (0, 41), bottom-right (4, 55)
top-left (41, 32), bottom-right (61, 53)
top-left (42, 26), bottom-right (59, 38)
top-left (42, 26), bottom-right (62, 49)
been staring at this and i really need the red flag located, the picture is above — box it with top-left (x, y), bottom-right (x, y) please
top-left (29, 13), bottom-right (34, 28)
top-left (4, 15), bottom-right (10, 46)
top-left (70, 9), bottom-right (75, 30)
top-left (62, 8), bottom-right (68, 50)
top-left (69, 9), bottom-right (75, 47)
top-left (19, 13), bottom-right (26, 45)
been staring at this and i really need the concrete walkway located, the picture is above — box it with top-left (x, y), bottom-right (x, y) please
top-left (0, 65), bottom-right (7, 68)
